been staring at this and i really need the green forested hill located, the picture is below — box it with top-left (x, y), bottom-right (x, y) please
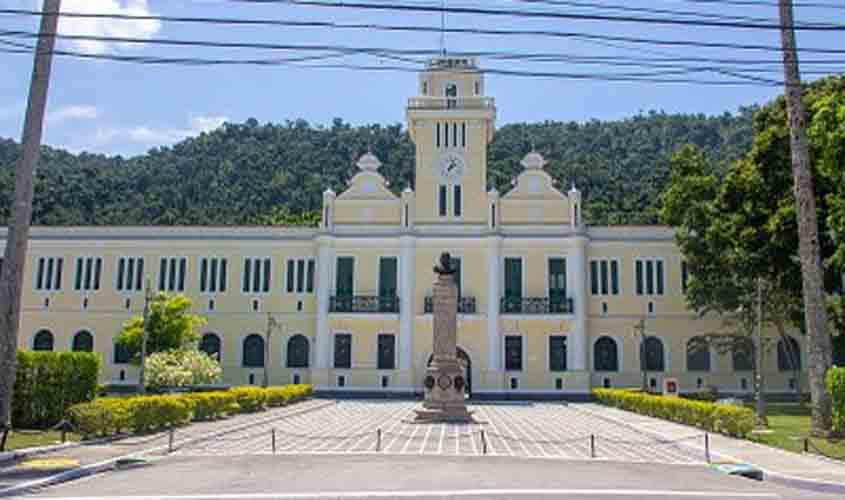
top-left (0, 109), bottom-right (755, 227)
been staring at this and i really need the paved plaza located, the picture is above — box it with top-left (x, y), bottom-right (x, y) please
top-left (174, 400), bottom-right (709, 464)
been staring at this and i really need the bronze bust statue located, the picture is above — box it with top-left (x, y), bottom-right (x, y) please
top-left (433, 252), bottom-right (457, 275)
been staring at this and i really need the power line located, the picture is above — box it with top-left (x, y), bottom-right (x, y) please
top-left (3, 9), bottom-right (845, 55)
top-left (509, 0), bottom-right (835, 26)
top-left (229, 0), bottom-right (845, 31)
top-left (678, 0), bottom-right (845, 10)
top-left (3, 28), bottom-right (843, 71)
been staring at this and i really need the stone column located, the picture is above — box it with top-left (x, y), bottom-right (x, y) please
top-left (486, 236), bottom-right (502, 374)
top-left (399, 235), bottom-right (416, 384)
top-left (570, 235), bottom-right (588, 371)
top-left (315, 236), bottom-right (333, 373)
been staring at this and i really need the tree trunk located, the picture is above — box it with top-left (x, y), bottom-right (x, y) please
top-left (0, 0), bottom-right (61, 430)
top-left (778, 0), bottom-right (833, 436)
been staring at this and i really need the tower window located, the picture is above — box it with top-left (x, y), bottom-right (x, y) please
top-left (452, 122), bottom-right (458, 147)
top-left (422, 81), bottom-right (428, 95)
top-left (439, 185), bottom-right (448, 217)
top-left (461, 123), bottom-right (466, 148)
top-left (474, 81), bottom-right (480, 95)
top-left (453, 185), bottom-right (462, 217)
top-left (436, 122), bottom-right (441, 148)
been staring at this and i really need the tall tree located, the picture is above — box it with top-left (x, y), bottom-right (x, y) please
top-left (116, 293), bottom-right (206, 361)
top-left (0, 0), bottom-right (61, 431)
top-left (778, 0), bottom-right (833, 434)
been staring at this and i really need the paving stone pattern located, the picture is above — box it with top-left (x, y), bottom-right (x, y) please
top-left (175, 401), bottom-right (708, 464)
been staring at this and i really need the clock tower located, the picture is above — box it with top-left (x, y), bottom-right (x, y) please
top-left (407, 57), bottom-right (497, 225)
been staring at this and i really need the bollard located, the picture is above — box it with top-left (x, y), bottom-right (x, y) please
top-left (804, 438), bottom-right (809, 454)
top-left (481, 429), bottom-right (487, 455)
top-left (590, 434), bottom-right (596, 458)
top-left (168, 427), bottom-right (175, 454)
top-left (376, 428), bottom-right (382, 452)
top-left (704, 432), bottom-right (710, 464)
top-left (272, 428), bottom-right (277, 454)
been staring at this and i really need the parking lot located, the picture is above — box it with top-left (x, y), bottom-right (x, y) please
top-left (175, 400), bottom-right (709, 464)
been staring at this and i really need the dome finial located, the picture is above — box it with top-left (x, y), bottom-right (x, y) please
top-left (520, 150), bottom-right (546, 170)
top-left (357, 151), bottom-right (382, 172)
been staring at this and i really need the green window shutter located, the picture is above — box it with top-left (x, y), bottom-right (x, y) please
top-left (334, 334), bottom-right (352, 369)
top-left (590, 261), bottom-right (599, 295)
top-left (379, 257), bottom-right (398, 298)
top-left (336, 257), bottom-right (354, 296)
top-left (505, 336), bottom-right (523, 371)
top-left (504, 258), bottom-right (522, 299)
top-left (549, 336), bottom-right (567, 372)
top-left (263, 258), bottom-right (272, 293)
top-left (296, 259), bottom-right (305, 293)
top-left (243, 258), bottom-right (251, 293)
top-left (159, 258), bottom-right (167, 291)
top-left (219, 259), bottom-right (227, 292)
top-left (646, 260), bottom-right (654, 295)
top-left (200, 258), bottom-right (208, 293)
top-left (286, 260), bottom-right (295, 293)
top-left (635, 260), bottom-right (644, 295)
top-left (117, 258), bottom-right (125, 292)
top-left (377, 334), bottom-right (396, 370)
top-left (209, 258), bottom-right (218, 293)
top-left (610, 261), bottom-right (619, 295)
top-left (656, 260), bottom-right (664, 295)
top-left (600, 260), bottom-right (609, 295)
top-left (439, 185), bottom-right (448, 216)
top-left (306, 259), bottom-right (315, 293)
top-left (454, 185), bottom-right (462, 217)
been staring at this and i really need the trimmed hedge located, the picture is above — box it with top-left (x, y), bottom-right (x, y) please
top-left (13, 351), bottom-right (101, 429)
top-left (593, 388), bottom-right (755, 438)
top-left (67, 384), bottom-right (313, 438)
top-left (828, 367), bottom-right (845, 435)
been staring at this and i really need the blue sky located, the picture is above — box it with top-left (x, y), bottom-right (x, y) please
top-left (0, 0), bottom-right (842, 156)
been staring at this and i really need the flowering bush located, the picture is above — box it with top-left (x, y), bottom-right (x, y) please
top-left (144, 349), bottom-right (222, 390)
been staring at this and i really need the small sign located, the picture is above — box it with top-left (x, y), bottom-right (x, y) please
top-left (663, 378), bottom-right (679, 397)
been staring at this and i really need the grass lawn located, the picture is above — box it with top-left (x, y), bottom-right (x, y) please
top-left (748, 404), bottom-right (845, 459)
top-left (2, 430), bottom-right (80, 452)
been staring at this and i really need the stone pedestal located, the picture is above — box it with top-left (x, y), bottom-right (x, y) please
top-left (412, 254), bottom-right (475, 423)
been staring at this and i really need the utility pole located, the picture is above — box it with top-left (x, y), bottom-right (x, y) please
top-left (138, 280), bottom-right (152, 394)
top-left (778, 0), bottom-right (833, 436)
top-left (755, 278), bottom-right (767, 426)
top-left (0, 0), bottom-right (62, 432)
top-left (633, 317), bottom-right (647, 392)
top-left (263, 313), bottom-right (278, 388)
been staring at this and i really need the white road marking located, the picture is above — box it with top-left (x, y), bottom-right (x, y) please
top-left (38, 488), bottom-right (781, 499)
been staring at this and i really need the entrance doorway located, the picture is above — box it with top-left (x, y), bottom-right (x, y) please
top-left (427, 347), bottom-right (472, 398)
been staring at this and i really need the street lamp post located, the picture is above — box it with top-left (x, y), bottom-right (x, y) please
top-left (138, 279), bottom-right (153, 394)
top-left (633, 317), bottom-right (647, 392)
top-left (263, 313), bottom-right (279, 388)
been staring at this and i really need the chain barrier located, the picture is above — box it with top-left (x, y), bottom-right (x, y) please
top-left (483, 430), bottom-right (591, 447)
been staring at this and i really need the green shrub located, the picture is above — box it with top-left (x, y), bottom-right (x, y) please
top-left (185, 392), bottom-right (239, 420)
top-left (229, 387), bottom-right (268, 412)
top-left (126, 395), bottom-right (193, 434)
top-left (65, 384), bottom-right (313, 439)
top-left (593, 388), bottom-right (755, 438)
top-left (13, 351), bottom-right (101, 429)
top-left (827, 367), bottom-right (845, 435)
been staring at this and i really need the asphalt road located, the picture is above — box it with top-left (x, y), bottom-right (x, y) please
top-left (21, 454), bottom-right (844, 500)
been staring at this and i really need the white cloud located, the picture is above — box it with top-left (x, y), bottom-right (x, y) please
top-left (93, 113), bottom-right (229, 148)
top-left (47, 105), bottom-right (99, 125)
top-left (57, 0), bottom-right (162, 55)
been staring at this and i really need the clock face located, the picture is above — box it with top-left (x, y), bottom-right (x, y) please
top-left (438, 152), bottom-right (467, 181)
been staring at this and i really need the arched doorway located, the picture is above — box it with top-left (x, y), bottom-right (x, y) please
top-left (427, 347), bottom-right (472, 398)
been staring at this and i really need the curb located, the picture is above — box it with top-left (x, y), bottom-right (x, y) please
top-left (0, 399), bottom-right (335, 498)
top-left (0, 432), bottom-right (136, 466)
top-left (578, 403), bottom-right (845, 495)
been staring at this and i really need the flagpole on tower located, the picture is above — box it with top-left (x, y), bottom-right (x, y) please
top-left (440, 0), bottom-right (446, 55)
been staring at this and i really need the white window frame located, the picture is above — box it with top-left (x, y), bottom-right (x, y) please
top-left (589, 258), bottom-right (622, 296)
top-left (285, 257), bottom-right (316, 295)
top-left (332, 255), bottom-right (357, 297)
top-left (115, 256), bottom-right (145, 293)
top-left (242, 256), bottom-right (272, 295)
top-left (73, 255), bottom-right (103, 293)
top-left (633, 257), bottom-right (666, 297)
top-left (501, 255), bottom-right (526, 301)
top-left (158, 256), bottom-right (188, 293)
top-left (502, 332), bottom-right (525, 373)
top-left (547, 333), bottom-right (568, 373)
top-left (33, 256), bottom-right (64, 292)
top-left (199, 256), bottom-right (228, 295)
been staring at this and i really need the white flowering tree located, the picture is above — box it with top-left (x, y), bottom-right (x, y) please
top-left (144, 349), bottom-right (222, 390)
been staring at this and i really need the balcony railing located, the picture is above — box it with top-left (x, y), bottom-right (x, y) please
top-left (407, 97), bottom-right (495, 111)
top-left (500, 297), bottom-right (574, 315)
top-left (330, 295), bottom-right (399, 314)
top-left (424, 296), bottom-right (477, 315)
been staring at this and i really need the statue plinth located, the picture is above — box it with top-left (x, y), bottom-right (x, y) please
top-left (412, 253), bottom-right (476, 423)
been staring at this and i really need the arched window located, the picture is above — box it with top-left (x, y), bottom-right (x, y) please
top-left (594, 337), bottom-right (619, 372)
top-left (114, 341), bottom-right (131, 364)
top-left (686, 336), bottom-right (711, 372)
top-left (72, 330), bottom-right (93, 352)
top-left (641, 336), bottom-right (665, 372)
top-left (732, 338), bottom-right (753, 372)
top-left (778, 336), bottom-right (802, 372)
top-left (287, 335), bottom-right (310, 368)
top-left (199, 333), bottom-right (221, 361)
top-left (242, 334), bottom-right (265, 368)
top-left (33, 329), bottom-right (54, 351)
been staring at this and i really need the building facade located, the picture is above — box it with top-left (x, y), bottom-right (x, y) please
top-left (7, 57), bottom-right (807, 397)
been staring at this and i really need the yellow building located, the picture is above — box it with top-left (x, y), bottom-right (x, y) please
top-left (8, 57), bottom-right (807, 397)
